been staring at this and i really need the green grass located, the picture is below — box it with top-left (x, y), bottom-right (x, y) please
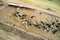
top-left (0, 23), bottom-right (13, 32)
top-left (36, 0), bottom-right (60, 5)
top-left (34, 0), bottom-right (60, 12)
top-left (19, 0), bottom-right (60, 13)
top-left (0, 37), bottom-right (4, 40)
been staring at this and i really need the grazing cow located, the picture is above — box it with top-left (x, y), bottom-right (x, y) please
top-left (46, 8), bottom-right (53, 11)
top-left (22, 21), bottom-right (28, 28)
top-left (19, 13), bottom-right (27, 19)
top-left (39, 13), bottom-right (42, 14)
top-left (33, 22), bottom-right (41, 29)
top-left (13, 10), bottom-right (19, 17)
top-left (0, 4), bottom-right (3, 6)
top-left (52, 22), bottom-right (55, 25)
top-left (30, 16), bottom-right (36, 18)
top-left (52, 29), bottom-right (58, 34)
top-left (56, 20), bottom-right (59, 22)
top-left (57, 23), bottom-right (60, 25)
top-left (40, 21), bottom-right (44, 25)
top-left (45, 23), bottom-right (51, 28)
top-left (42, 25), bottom-right (49, 32)
top-left (22, 19), bottom-right (32, 28)
top-left (55, 23), bottom-right (60, 29)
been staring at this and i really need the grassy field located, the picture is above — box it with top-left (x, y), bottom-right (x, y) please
top-left (7, 0), bottom-right (60, 13)
top-left (0, 22), bottom-right (14, 32)
top-left (0, 5), bottom-right (60, 40)
top-left (0, 0), bottom-right (60, 40)
top-left (37, 0), bottom-right (60, 5)
top-left (0, 23), bottom-right (24, 40)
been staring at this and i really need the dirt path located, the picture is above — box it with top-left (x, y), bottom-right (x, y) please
top-left (0, 30), bottom-right (25, 40)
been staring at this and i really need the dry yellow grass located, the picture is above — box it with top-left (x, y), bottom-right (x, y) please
top-left (0, 6), bottom-right (56, 39)
top-left (0, 0), bottom-right (60, 40)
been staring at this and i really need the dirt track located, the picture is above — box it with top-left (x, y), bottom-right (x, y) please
top-left (0, 30), bottom-right (25, 40)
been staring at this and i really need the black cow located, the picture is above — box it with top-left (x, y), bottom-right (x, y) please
top-left (52, 29), bottom-right (58, 34)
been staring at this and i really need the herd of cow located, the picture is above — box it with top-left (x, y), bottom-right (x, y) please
top-left (13, 10), bottom-right (60, 35)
